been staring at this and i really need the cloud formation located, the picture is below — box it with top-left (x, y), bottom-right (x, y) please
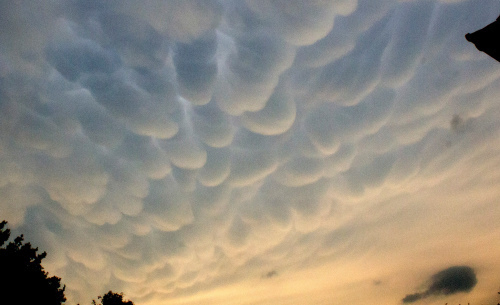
top-left (402, 266), bottom-right (478, 303)
top-left (1, 1), bottom-right (500, 305)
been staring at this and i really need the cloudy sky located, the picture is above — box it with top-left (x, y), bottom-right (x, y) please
top-left (1, 0), bottom-right (500, 304)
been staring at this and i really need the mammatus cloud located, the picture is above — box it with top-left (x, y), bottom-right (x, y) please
top-left (1, 0), bottom-right (500, 304)
top-left (402, 266), bottom-right (478, 303)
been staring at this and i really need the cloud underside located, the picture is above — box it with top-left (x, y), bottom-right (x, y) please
top-left (1, 0), bottom-right (500, 304)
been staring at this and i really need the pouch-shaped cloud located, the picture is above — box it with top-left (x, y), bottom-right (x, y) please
top-left (227, 148), bottom-right (278, 187)
top-left (215, 32), bottom-right (295, 115)
top-left (402, 266), bottom-right (478, 303)
top-left (47, 38), bottom-right (121, 82)
top-left (197, 147), bottom-right (231, 187)
top-left (273, 156), bottom-right (324, 187)
top-left (303, 88), bottom-right (394, 155)
top-left (192, 102), bottom-right (236, 148)
top-left (173, 34), bottom-right (218, 105)
top-left (380, 2), bottom-right (434, 87)
top-left (244, 0), bottom-right (357, 46)
top-left (126, 0), bottom-right (223, 42)
top-left (2, 1), bottom-right (500, 305)
top-left (83, 70), bottom-right (180, 139)
top-left (241, 85), bottom-right (296, 135)
top-left (97, 12), bottom-right (169, 69)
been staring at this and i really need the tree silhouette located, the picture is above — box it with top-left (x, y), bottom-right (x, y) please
top-left (92, 291), bottom-right (134, 305)
top-left (0, 220), bottom-right (66, 305)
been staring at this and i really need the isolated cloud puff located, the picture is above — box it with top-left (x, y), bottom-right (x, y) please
top-left (402, 266), bottom-right (478, 303)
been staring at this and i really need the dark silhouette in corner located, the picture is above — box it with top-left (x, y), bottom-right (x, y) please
top-left (0, 220), bottom-right (66, 305)
top-left (466, 15), bottom-right (500, 62)
top-left (1, 220), bottom-right (136, 305)
top-left (92, 291), bottom-right (135, 305)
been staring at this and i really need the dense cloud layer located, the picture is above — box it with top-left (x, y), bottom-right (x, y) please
top-left (1, 1), bottom-right (500, 304)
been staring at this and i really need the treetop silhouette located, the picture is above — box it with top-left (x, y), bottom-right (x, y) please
top-left (0, 220), bottom-right (66, 305)
top-left (92, 291), bottom-right (135, 305)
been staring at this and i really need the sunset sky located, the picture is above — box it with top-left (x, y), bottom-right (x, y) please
top-left (1, 1), bottom-right (500, 304)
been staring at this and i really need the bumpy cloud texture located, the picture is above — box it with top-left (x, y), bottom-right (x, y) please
top-left (1, 1), bottom-right (500, 305)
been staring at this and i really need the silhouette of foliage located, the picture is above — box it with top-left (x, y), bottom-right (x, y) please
top-left (92, 291), bottom-right (134, 305)
top-left (0, 220), bottom-right (66, 305)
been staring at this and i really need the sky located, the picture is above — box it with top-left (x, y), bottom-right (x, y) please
top-left (1, 0), bottom-right (500, 304)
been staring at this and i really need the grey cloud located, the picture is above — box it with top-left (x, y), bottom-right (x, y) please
top-left (323, 144), bottom-right (356, 175)
top-left (262, 270), bottom-right (278, 279)
top-left (336, 0), bottom-right (394, 35)
top-left (294, 0), bottom-right (394, 68)
top-left (238, 179), bottom-right (330, 235)
top-left (425, 1), bottom-right (474, 53)
top-left (311, 14), bottom-right (391, 106)
top-left (171, 166), bottom-right (198, 191)
top-left (32, 147), bottom-right (109, 213)
top-left (402, 293), bottom-right (423, 303)
top-left (241, 84), bottom-right (296, 136)
top-left (273, 156), bottom-right (324, 187)
top-left (98, 12), bottom-right (169, 69)
top-left (83, 70), bottom-right (180, 139)
top-left (72, 90), bottom-right (126, 149)
top-left (0, 1), bottom-right (59, 65)
top-left (197, 147), bottom-right (231, 187)
top-left (225, 215), bottom-right (251, 248)
top-left (143, 176), bottom-right (194, 232)
top-left (13, 110), bottom-right (73, 158)
top-left (269, 179), bottom-right (329, 219)
top-left (343, 152), bottom-right (395, 192)
top-left (262, 195), bottom-right (293, 228)
top-left (293, 23), bottom-right (355, 69)
top-left (192, 102), bottom-right (236, 148)
top-left (215, 32), bottom-right (295, 115)
top-left (402, 266), bottom-right (478, 303)
top-left (458, 58), bottom-right (500, 94)
top-left (0, 184), bottom-right (43, 227)
top-left (303, 88), bottom-right (394, 155)
top-left (277, 127), bottom-right (327, 159)
top-left (65, 0), bottom-right (111, 14)
top-left (122, 0), bottom-right (223, 42)
top-left (46, 14), bottom-right (181, 139)
top-left (380, 2), bottom-right (434, 87)
top-left (173, 33), bottom-right (218, 104)
top-left (101, 150), bottom-right (150, 192)
top-left (229, 33), bottom-right (290, 84)
top-left (1, 0), bottom-right (500, 304)
top-left (227, 148), bottom-right (278, 187)
top-left (190, 184), bottom-right (231, 216)
top-left (47, 39), bottom-right (121, 81)
top-left (450, 114), bottom-right (465, 133)
top-left (302, 107), bottom-right (341, 155)
top-left (244, 0), bottom-right (356, 46)
top-left (392, 55), bottom-right (462, 125)
top-left (131, 67), bottom-right (177, 98)
top-left (161, 125), bottom-right (207, 170)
